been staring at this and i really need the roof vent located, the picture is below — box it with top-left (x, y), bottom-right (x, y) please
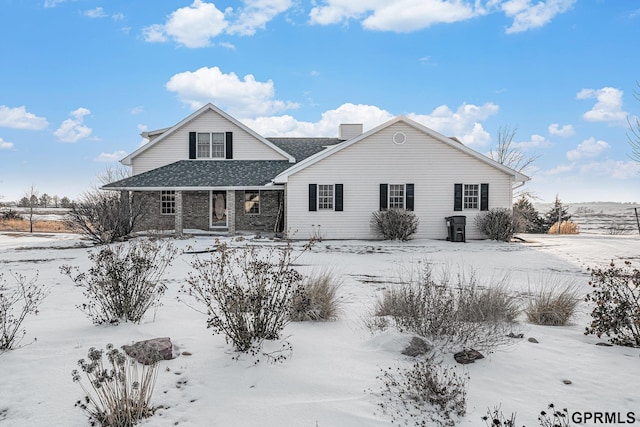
top-left (339, 124), bottom-right (363, 140)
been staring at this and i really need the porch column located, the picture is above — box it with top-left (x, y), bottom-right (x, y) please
top-left (175, 191), bottom-right (183, 236)
top-left (226, 189), bottom-right (236, 234)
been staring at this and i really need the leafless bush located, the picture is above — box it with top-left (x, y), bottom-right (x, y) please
top-left (376, 355), bottom-right (469, 426)
top-left (370, 263), bottom-right (516, 352)
top-left (181, 241), bottom-right (303, 355)
top-left (72, 344), bottom-right (158, 426)
top-left (475, 208), bottom-right (516, 242)
top-left (525, 281), bottom-right (580, 326)
top-left (371, 209), bottom-right (419, 241)
top-left (60, 239), bottom-right (177, 325)
top-left (290, 269), bottom-right (342, 321)
top-left (0, 272), bottom-right (47, 352)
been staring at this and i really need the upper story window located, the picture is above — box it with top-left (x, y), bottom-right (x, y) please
top-left (161, 190), bottom-right (176, 215)
top-left (197, 132), bottom-right (225, 159)
top-left (463, 184), bottom-right (479, 209)
top-left (318, 184), bottom-right (334, 210)
top-left (388, 184), bottom-right (405, 209)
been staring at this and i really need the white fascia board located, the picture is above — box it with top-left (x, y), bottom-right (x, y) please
top-left (101, 185), bottom-right (285, 192)
top-left (121, 103), bottom-right (295, 165)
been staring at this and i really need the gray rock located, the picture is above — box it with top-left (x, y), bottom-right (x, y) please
top-left (528, 337), bottom-right (539, 343)
top-left (454, 349), bottom-right (484, 364)
top-left (122, 337), bottom-right (175, 365)
top-left (402, 337), bottom-right (432, 357)
top-left (595, 342), bottom-right (613, 347)
top-left (507, 332), bottom-right (524, 339)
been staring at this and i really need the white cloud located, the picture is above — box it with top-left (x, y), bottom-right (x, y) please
top-left (166, 66), bottom-right (299, 117)
top-left (548, 123), bottom-right (574, 137)
top-left (515, 134), bottom-right (548, 149)
top-left (578, 159), bottom-right (640, 180)
top-left (242, 101), bottom-right (498, 148)
top-left (44, 0), bottom-right (76, 8)
top-left (544, 163), bottom-right (575, 175)
top-left (112, 13), bottom-right (125, 21)
top-left (130, 106), bottom-right (144, 115)
top-left (84, 7), bottom-right (107, 18)
top-left (566, 137), bottom-right (610, 162)
top-left (502, 0), bottom-right (575, 33)
top-left (142, 0), bottom-right (227, 48)
top-left (0, 137), bottom-right (14, 150)
top-left (95, 150), bottom-right (128, 162)
top-left (219, 42), bottom-right (236, 50)
top-left (577, 87), bottom-right (628, 124)
top-left (54, 108), bottom-right (92, 143)
top-left (227, 0), bottom-right (293, 36)
top-left (0, 105), bottom-right (49, 130)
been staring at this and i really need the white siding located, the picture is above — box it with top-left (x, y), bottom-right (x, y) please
top-left (132, 110), bottom-right (287, 175)
top-left (286, 122), bottom-right (514, 240)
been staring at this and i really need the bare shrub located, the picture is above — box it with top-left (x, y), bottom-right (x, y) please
top-left (547, 221), bottom-right (579, 235)
top-left (538, 403), bottom-right (571, 427)
top-left (371, 209), bottom-right (419, 241)
top-left (60, 239), bottom-right (177, 325)
top-left (290, 269), bottom-right (342, 321)
top-left (181, 241), bottom-right (303, 355)
top-left (525, 283), bottom-right (580, 326)
top-left (585, 261), bottom-right (640, 347)
top-left (371, 263), bottom-right (516, 351)
top-left (72, 344), bottom-right (158, 426)
top-left (0, 272), bottom-right (47, 352)
top-left (0, 209), bottom-right (22, 221)
top-left (475, 208), bottom-right (516, 242)
top-left (66, 191), bottom-right (146, 245)
top-left (481, 405), bottom-right (519, 426)
top-left (376, 356), bottom-right (469, 426)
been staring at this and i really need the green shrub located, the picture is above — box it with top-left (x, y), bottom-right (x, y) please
top-left (290, 270), bottom-right (342, 321)
top-left (60, 239), bottom-right (177, 325)
top-left (475, 208), bottom-right (515, 242)
top-left (72, 344), bottom-right (158, 427)
top-left (371, 209), bottom-right (419, 241)
top-left (585, 261), bottom-right (640, 346)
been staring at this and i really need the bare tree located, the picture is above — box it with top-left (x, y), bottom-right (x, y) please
top-left (23, 185), bottom-right (39, 233)
top-left (489, 125), bottom-right (540, 174)
top-left (628, 82), bottom-right (640, 164)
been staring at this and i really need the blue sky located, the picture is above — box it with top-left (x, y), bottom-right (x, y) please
top-left (0, 0), bottom-right (639, 203)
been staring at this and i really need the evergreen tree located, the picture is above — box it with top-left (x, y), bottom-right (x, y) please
top-left (543, 194), bottom-right (572, 231)
top-left (513, 196), bottom-right (545, 233)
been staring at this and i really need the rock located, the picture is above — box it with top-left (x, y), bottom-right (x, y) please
top-left (562, 379), bottom-right (572, 385)
top-left (182, 351), bottom-right (193, 356)
top-left (402, 337), bottom-right (432, 357)
top-left (122, 337), bottom-right (175, 365)
top-left (507, 332), bottom-right (524, 339)
top-left (454, 349), bottom-right (484, 364)
top-left (528, 337), bottom-right (539, 343)
top-left (596, 342), bottom-right (613, 347)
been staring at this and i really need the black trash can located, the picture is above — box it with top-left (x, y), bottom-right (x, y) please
top-left (445, 216), bottom-right (466, 242)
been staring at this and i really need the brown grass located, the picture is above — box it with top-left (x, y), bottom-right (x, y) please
top-left (525, 285), bottom-right (581, 326)
top-left (547, 220), bottom-right (579, 234)
top-left (0, 218), bottom-right (74, 233)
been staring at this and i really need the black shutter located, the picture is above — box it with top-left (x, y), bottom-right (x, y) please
top-left (335, 184), bottom-right (343, 211)
top-left (309, 184), bottom-right (317, 211)
top-left (379, 184), bottom-right (388, 211)
top-left (225, 132), bottom-right (233, 159)
top-left (189, 132), bottom-right (196, 159)
top-left (480, 183), bottom-right (489, 211)
top-left (406, 184), bottom-right (414, 211)
top-left (454, 184), bottom-right (463, 211)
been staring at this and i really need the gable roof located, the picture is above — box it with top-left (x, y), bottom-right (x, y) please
top-left (103, 160), bottom-right (291, 190)
top-left (267, 137), bottom-right (343, 162)
top-left (273, 116), bottom-right (530, 184)
top-left (120, 103), bottom-right (295, 165)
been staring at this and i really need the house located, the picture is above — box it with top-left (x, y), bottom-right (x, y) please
top-left (103, 103), bottom-right (529, 240)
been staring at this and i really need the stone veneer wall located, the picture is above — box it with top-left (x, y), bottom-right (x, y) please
top-left (234, 190), bottom-right (282, 233)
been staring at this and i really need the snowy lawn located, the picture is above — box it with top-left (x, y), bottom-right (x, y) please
top-left (0, 232), bottom-right (639, 426)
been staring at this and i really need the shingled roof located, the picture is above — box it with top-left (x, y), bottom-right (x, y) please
top-left (267, 137), bottom-right (343, 161)
top-left (103, 160), bottom-right (292, 190)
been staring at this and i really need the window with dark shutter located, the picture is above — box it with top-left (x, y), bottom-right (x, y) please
top-left (309, 184), bottom-right (317, 211)
top-left (480, 183), bottom-right (489, 211)
top-left (189, 132), bottom-right (196, 159)
top-left (406, 184), bottom-right (414, 211)
top-left (380, 184), bottom-right (388, 211)
top-left (335, 184), bottom-right (343, 211)
top-left (225, 132), bottom-right (233, 159)
top-left (454, 183), bottom-right (463, 211)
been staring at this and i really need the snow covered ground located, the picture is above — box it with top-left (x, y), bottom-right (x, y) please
top-left (0, 232), bottom-right (639, 426)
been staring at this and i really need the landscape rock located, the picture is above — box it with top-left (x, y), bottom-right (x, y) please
top-left (507, 332), bottom-right (524, 339)
top-left (596, 342), bottom-right (613, 347)
top-left (563, 379), bottom-right (572, 385)
top-left (528, 337), bottom-right (539, 343)
top-left (401, 337), bottom-right (432, 357)
top-left (454, 349), bottom-right (484, 364)
top-left (122, 337), bottom-right (175, 365)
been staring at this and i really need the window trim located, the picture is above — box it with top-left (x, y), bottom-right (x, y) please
top-left (160, 190), bottom-right (176, 215)
top-left (463, 184), bottom-right (479, 210)
top-left (388, 184), bottom-right (405, 210)
top-left (196, 132), bottom-right (225, 159)
top-left (317, 184), bottom-right (334, 210)
top-left (243, 190), bottom-right (261, 215)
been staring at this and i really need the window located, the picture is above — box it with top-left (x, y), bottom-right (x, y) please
top-left (196, 132), bottom-right (225, 159)
top-left (463, 184), bottom-right (479, 209)
top-left (388, 184), bottom-right (405, 209)
top-left (244, 191), bottom-right (260, 215)
top-left (161, 191), bottom-right (176, 215)
top-left (318, 184), bottom-right (334, 210)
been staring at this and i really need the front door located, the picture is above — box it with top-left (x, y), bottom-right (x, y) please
top-left (210, 191), bottom-right (227, 228)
